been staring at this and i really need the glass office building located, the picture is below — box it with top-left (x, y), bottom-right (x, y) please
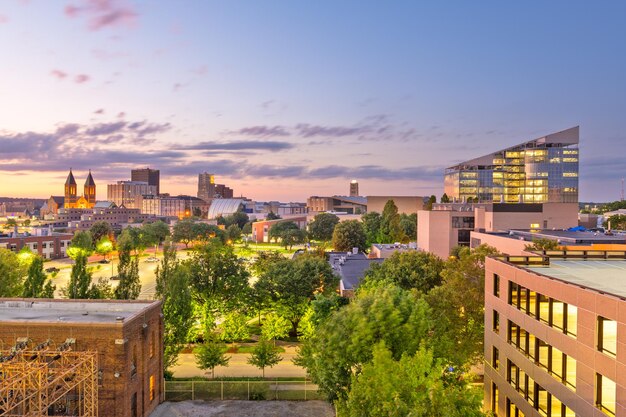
top-left (444, 127), bottom-right (579, 204)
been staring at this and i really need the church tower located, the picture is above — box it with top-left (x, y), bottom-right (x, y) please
top-left (84, 170), bottom-right (96, 207)
top-left (64, 169), bottom-right (77, 208)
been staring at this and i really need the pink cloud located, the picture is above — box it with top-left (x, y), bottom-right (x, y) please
top-left (117, 111), bottom-right (125, 118)
top-left (94, 108), bottom-right (105, 114)
top-left (64, 0), bottom-right (137, 31)
top-left (0, 14), bottom-right (9, 24)
top-left (50, 69), bottom-right (68, 80)
top-left (74, 74), bottom-right (90, 83)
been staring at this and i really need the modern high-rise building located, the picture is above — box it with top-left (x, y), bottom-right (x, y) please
top-left (350, 180), bottom-right (359, 197)
top-left (197, 172), bottom-right (215, 202)
top-left (131, 168), bottom-right (160, 195)
top-left (444, 127), bottom-right (579, 204)
top-left (485, 250), bottom-right (626, 417)
top-left (107, 181), bottom-right (157, 208)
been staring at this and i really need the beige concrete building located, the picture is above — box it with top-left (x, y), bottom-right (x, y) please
top-left (485, 251), bottom-right (626, 417)
top-left (366, 196), bottom-right (425, 214)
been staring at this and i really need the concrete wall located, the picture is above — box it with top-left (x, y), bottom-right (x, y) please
top-left (417, 210), bottom-right (453, 259)
top-left (482, 203), bottom-right (579, 232)
top-left (367, 196), bottom-right (424, 214)
top-left (470, 231), bottom-right (532, 256)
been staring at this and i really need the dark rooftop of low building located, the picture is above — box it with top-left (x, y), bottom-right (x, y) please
top-left (502, 229), bottom-right (626, 245)
top-left (328, 252), bottom-right (384, 290)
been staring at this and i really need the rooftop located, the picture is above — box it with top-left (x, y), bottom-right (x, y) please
top-left (328, 252), bottom-right (383, 290)
top-left (489, 229), bottom-right (626, 245)
top-left (0, 299), bottom-right (160, 324)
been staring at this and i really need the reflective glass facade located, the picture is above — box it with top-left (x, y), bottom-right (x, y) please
top-left (444, 127), bottom-right (579, 204)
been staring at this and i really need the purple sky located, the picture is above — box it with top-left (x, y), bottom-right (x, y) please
top-left (0, 1), bottom-right (625, 202)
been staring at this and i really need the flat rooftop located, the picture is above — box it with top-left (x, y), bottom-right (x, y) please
top-left (483, 229), bottom-right (626, 245)
top-left (526, 259), bottom-right (626, 299)
top-left (0, 299), bottom-right (160, 324)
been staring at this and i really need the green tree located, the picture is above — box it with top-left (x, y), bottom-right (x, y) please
top-left (89, 221), bottom-right (112, 244)
top-left (187, 240), bottom-right (250, 314)
top-left (604, 214), bottom-right (626, 230)
top-left (308, 213), bottom-right (340, 241)
top-left (225, 211), bottom-right (250, 229)
top-left (255, 254), bottom-right (338, 336)
top-left (144, 221), bottom-right (171, 246)
top-left (67, 230), bottom-right (94, 259)
top-left (268, 221), bottom-right (299, 243)
top-left (23, 219), bottom-right (31, 227)
top-left (88, 277), bottom-right (114, 299)
top-left (192, 207), bottom-right (202, 217)
top-left (425, 195), bottom-right (436, 210)
top-left (378, 200), bottom-right (405, 243)
top-left (172, 219), bottom-right (197, 248)
top-left (362, 251), bottom-right (444, 293)
top-left (242, 222), bottom-right (252, 236)
top-left (331, 220), bottom-right (367, 252)
top-left (295, 285), bottom-right (434, 401)
top-left (399, 213), bottom-right (417, 241)
top-left (95, 236), bottom-right (114, 261)
top-left (114, 236), bottom-right (141, 300)
top-left (261, 313), bottom-right (291, 345)
top-left (64, 254), bottom-right (93, 299)
top-left (524, 238), bottom-right (561, 251)
top-left (22, 256), bottom-right (55, 298)
top-left (441, 193), bottom-right (450, 203)
top-left (219, 312), bottom-right (250, 346)
top-left (6, 218), bottom-right (17, 228)
top-left (426, 244), bottom-right (499, 364)
top-left (248, 338), bottom-right (282, 378)
top-left (226, 224), bottom-right (242, 242)
top-left (361, 212), bottom-right (381, 246)
top-left (266, 211), bottom-right (281, 220)
top-left (280, 228), bottom-right (307, 249)
top-left (0, 248), bottom-right (25, 297)
top-left (337, 343), bottom-right (483, 417)
top-left (195, 338), bottom-right (230, 378)
top-left (155, 243), bottom-right (194, 370)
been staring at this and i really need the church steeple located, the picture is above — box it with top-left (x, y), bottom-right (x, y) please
top-left (64, 168), bottom-right (77, 208)
top-left (84, 170), bottom-right (96, 206)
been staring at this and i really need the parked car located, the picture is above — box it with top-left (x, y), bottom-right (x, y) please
top-left (45, 267), bottom-right (60, 273)
top-left (98, 259), bottom-right (111, 264)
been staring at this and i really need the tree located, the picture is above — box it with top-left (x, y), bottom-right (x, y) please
top-left (0, 248), bottom-right (25, 297)
top-left (226, 224), bottom-right (242, 242)
top-left (114, 235), bottom-right (141, 300)
top-left (337, 343), bottom-right (483, 417)
top-left (426, 244), bottom-right (500, 364)
top-left (195, 338), bottom-right (230, 379)
top-left (64, 254), bottom-right (93, 299)
top-left (192, 207), bottom-right (202, 218)
top-left (219, 312), bottom-right (250, 345)
top-left (242, 222), bottom-right (252, 236)
top-left (295, 285), bottom-right (435, 401)
top-left (23, 219), bottom-right (31, 227)
top-left (378, 200), bottom-right (405, 243)
top-left (254, 254), bottom-right (339, 336)
top-left (247, 338), bottom-right (282, 378)
top-left (88, 277), bottom-right (114, 299)
top-left (89, 221), bottom-right (112, 244)
top-left (308, 213), bottom-right (340, 241)
top-left (95, 236), bottom-right (113, 261)
top-left (362, 251), bottom-right (444, 293)
top-left (425, 195), bottom-right (436, 210)
top-left (268, 221), bottom-right (299, 243)
top-left (331, 220), bottom-right (367, 252)
top-left (280, 228), bottom-right (307, 249)
top-left (155, 243), bottom-right (194, 370)
top-left (67, 231), bottom-right (94, 259)
top-left (399, 213), bottom-right (417, 241)
top-left (604, 214), bottom-right (626, 230)
top-left (144, 221), bottom-right (170, 245)
top-left (524, 238), bottom-right (560, 251)
top-left (172, 219), bottom-right (197, 248)
top-left (6, 218), bottom-right (17, 228)
top-left (361, 212), bottom-right (381, 246)
top-left (266, 211), bottom-right (281, 220)
top-left (225, 211), bottom-right (250, 229)
top-left (187, 240), bottom-right (250, 314)
top-left (261, 313), bottom-right (291, 345)
top-left (441, 193), bottom-right (450, 203)
top-left (22, 256), bottom-right (55, 298)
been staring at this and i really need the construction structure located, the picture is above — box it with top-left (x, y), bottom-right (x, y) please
top-left (0, 299), bottom-right (163, 417)
top-left (0, 339), bottom-right (97, 416)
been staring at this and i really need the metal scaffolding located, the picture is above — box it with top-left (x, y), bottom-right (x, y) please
top-left (0, 341), bottom-right (98, 417)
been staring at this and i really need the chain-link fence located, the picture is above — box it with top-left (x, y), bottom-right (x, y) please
top-left (165, 380), bottom-right (325, 401)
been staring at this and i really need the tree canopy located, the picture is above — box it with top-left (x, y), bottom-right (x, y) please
top-left (362, 251), bottom-right (444, 293)
top-left (331, 220), bottom-right (367, 252)
top-left (361, 212), bottom-right (381, 247)
top-left (378, 200), bottom-right (405, 243)
top-left (308, 212), bottom-right (340, 241)
top-left (268, 221), bottom-right (299, 243)
top-left (0, 248), bottom-right (25, 297)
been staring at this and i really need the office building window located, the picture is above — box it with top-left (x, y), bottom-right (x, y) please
top-left (509, 282), bottom-right (519, 307)
top-left (494, 274), bottom-right (500, 297)
top-left (598, 317), bottom-right (617, 357)
top-left (565, 304), bottom-right (577, 337)
top-left (596, 373), bottom-right (616, 415)
top-left (493, 310), bottom-right (500, 334)
top-left (149, 375), bottom-right (155, 401)
top-left (492, 383), bottom-right (499, 413)
top-left (493, 346), bottom-right (499, 370)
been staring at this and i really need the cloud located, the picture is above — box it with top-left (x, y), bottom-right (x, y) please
top-left (64, 0), bottom-right (138, 31)
top-left (295, 123), bottom-right (371, 138)
top-left (307, 165), bottom-right (442, 181)
top-left (117, 111), bottom-right (126, 118)
top-left (192, 65), bottom-right (208, 76)
top-left (94, 108), bottom-right (105, 114)
top-left (50, 69), bottom-right (68, 80)
top-left (231, 125), bottom-right (290, 137)
top-left (85, 121), bottom-right (126, 135)
top-left (74, 74), bottom-right (90, 83)
top-left (179, 140), bottom-right (293, 152)
top-left (0, 14), bottom-right (8, 24)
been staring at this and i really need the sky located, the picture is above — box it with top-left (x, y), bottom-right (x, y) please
top-left (0, 0), bottom-right (625, 202)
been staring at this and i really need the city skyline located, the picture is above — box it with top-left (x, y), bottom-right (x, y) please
top-left (1, 1), bottom-right (626, 201)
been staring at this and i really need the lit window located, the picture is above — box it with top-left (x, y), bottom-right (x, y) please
top-left (492, 346), bottom-right (499, 370)
top-left (149, 375), bottom-right (155, 401)
top-left (562, 172), bottom-right (578, 177)
top-left (493, 274), bottom-right (500, 297)
top-left (493, 310), bottom-right (500, 334)
top-left (598, 317), bottom-right (617, 357)
top-left (596, 373), bottom-right (616, 415)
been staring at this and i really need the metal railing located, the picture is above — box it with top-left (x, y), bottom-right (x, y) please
top-left (164, 380), bottom-right (324, 401)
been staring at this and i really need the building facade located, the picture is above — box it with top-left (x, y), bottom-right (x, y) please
top-left (0, 299), bottom-right (164, 417)
top-left (367, 196), bottom-right (425, 214)
top-left (197, 173), bottom-right (234, 202)
top-left (107, 181), bottom-right (158, 209)
top-left (306, 196), bottom-right (367, 214)
top-left (484, 251), bottom-right (626, 417)
top-left (350, 180), bottom-right (359, 197)
top-left (131, 168), bottom-right (160, 195)
top-left (64, 169), bottom-right (97, 209)
top-left (445, 127), bottom-right (579, 204)
top-left (0, 232), bottom-right (73, 259)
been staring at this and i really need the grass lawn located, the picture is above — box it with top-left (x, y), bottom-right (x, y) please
top-left (233, 242), bottom-right (301, 258)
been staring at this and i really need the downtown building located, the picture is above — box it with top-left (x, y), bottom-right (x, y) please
top-left (107, 181), bottom-right (158, 209)
top-left (485, 250), bottom-right (626, 417)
